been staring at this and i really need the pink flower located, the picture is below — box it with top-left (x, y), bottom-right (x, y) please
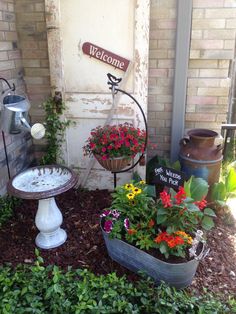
top-left (100, 210), bottom-right (111, 218)
top-left (111, 209), bottom-right (120, 219)
top-left (124, 218), bottom-right (130, 230)
top-left (90, 142), bottom-right (96, 149)
top-left (102, 155), bottom-right (107, 160)
top-left (104, 220), bottom-right (113, 233)
top-left (102, 147), bottom-right (106, 152)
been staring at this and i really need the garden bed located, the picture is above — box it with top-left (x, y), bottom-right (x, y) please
top-left (0, 188), bottom-right (235, 298)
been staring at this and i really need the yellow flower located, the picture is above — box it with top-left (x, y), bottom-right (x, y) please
top-left (139, 180), bottom-right (146, 184)
top-left (175, 231), bottom-right (188, 237)
top-left (175, 231), bottom-right (192, 245)
top-left (124, 183), bottom-right (134, 190)
top-left (126, 193), bottom-right (135, 200)
top-left (187, 237), bottom-right (193, 245)
top-left (132, 187), bottom-right (142, 195)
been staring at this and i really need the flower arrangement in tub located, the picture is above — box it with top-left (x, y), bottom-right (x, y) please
top-left (101, 177), bottom-right (216, 260)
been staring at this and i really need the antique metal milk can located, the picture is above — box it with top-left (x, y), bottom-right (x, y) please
top-left (179, 129), bottom-right (223, 186)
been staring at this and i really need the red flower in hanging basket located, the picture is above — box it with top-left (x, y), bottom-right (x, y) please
top-left (83, 123), bottom-right (146, 159)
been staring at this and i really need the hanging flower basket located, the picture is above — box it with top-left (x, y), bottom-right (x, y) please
top-left (94, 154), bottom-right (131, 172)
top-left (83, 123), bottom-right (146, 172)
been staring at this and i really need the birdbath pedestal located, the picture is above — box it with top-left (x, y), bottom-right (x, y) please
top-left (8, 165), bottom-right (77, 249)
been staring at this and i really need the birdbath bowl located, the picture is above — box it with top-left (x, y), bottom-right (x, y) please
top-left (8, 165), bottom-right (78, 249)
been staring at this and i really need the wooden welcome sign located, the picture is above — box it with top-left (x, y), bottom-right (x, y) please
top-left (82, 42), bottom-right (130, 72)
top-left (152, 165), bottom-right (185, 190)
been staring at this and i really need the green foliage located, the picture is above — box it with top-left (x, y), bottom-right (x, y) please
top-left (41, 97), bottom-right (73, 165)
top-left (157, 177), bottom-right (216, 234)
top-left (102, 181), bottom-right (156, 250)
top-left (0, 196), bottom-right (19, 228)
top-left (110, 181), bottom-right (155, 222)
top-left (184, 177), bottom-right (209, 201)
top-left (212, 166), bottom-right (236, 203)
top-left (0, 259), bottom-right (233, 314)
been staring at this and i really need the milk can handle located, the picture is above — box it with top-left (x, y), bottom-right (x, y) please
top-left (215, 144), bottom-right (224, 153)
top-left (179, 137), bottom-right (190, 146)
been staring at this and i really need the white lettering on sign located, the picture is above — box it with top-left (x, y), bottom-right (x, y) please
top-left (155, 167), bottom-right (163, 175)
top-left (82, 42), bottom-right (130, 72)
top-left (166, 169), bottom-right (181, 180)
top-left (89, 45), bottom-right (124, 69)
top-left (160, 174), bottom-right (167, 183)
top-left (153, 165), bottom-right (184, 189)
top-left (168, 177), bottom-right (178, 186)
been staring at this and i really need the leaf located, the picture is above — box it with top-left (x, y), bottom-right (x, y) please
top-left (157, 207), bottom-right (167, 215)
top-left (160, 242), bottom-right (167, 254)
top-left (132, 172), bottom-right (142, 183)
top-left (202, 216), bottom-right (215, 230)
top-left (171, 160), bottom-right (181, 171)
top-left (184, 176), bottom-right (192, 198)
top-left (169, 188), bottom-right (176, 197)
top-left (144, 185), bottom-right (156, 198)
top-left (187, 203), bottom-right (200, 212)
top-left (156, 214), bottom-right (167, 224)
top-left (225, 168), bottom-right (236, 193)
top-left (204, 207), bottom-right (217, 217)
top-left (211, 182), bottom-right (226, 201)
top-left (190, 177), bottom-right (209, 201)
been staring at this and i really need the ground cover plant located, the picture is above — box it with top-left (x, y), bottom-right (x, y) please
top-left (0, 251), bottom-right (234, 314)
top-left (0, 196), bottom-right (19, 228)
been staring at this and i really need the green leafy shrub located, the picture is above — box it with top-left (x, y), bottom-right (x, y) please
top-left (0, 196), bottom-right (19, 228)
top-left (211, 166), bottom-right (236, 205)
top-left (41, 97), bottom-right (73, 165)
top-left (0, 252), bottom-right (233, 313)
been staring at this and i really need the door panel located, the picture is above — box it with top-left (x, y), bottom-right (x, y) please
top-left (45, 0), bottom-right (150, 189)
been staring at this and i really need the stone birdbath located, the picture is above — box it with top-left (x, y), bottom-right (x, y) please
top-left (7, 165), bottom-right (78, 249)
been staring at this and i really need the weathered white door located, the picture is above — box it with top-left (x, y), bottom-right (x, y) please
top-left (45, 0), bottom-right (150, 189)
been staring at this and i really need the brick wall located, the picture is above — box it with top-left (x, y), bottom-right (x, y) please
top-left (148, 0), bottom-right (236, 158)
top-left (148, 0), bottom-right (177, 158)
top-left (186, 0), bottom-right (236, 132)
top-left (15, 0), bottom-right (50, 160)
top-left (0, 0), bottom-right (33, 195)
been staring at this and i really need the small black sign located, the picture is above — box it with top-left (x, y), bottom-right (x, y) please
top-left (152, 166), bottom-right (185, 189)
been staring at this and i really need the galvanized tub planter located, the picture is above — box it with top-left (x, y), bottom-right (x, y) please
top-left (101, 226), bottom-right (206, 289)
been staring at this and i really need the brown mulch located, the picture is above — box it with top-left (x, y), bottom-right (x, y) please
top-left (0, 188), bottom-right (235, 298)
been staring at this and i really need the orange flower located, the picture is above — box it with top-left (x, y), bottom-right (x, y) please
top-left (167, 236), bottom-right (184, 248)
top-left (127, 229), bottom-right (137, 235)
top-left (148, 219), bottom-right (155, 228)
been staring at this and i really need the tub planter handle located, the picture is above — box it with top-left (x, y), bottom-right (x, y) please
top-left (194, 242), bottom-right (210, 261)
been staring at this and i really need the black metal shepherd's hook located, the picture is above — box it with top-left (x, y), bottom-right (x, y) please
top-left (0, 77), bottom-right (15, 94)
top-left (107, 73), bottom-right (148, 188)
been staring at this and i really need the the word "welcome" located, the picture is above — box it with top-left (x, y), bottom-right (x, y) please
top-left (82, 42), bottom-right (130, 72)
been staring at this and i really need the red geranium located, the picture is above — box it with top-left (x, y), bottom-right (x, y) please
top-left (83, 123), bottom-right (146, 159)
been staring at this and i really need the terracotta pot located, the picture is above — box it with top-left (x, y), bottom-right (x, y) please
top-left (94, 154), bottom-right (131, 172)
top-left (101, 223), bottom-right (207, 289)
